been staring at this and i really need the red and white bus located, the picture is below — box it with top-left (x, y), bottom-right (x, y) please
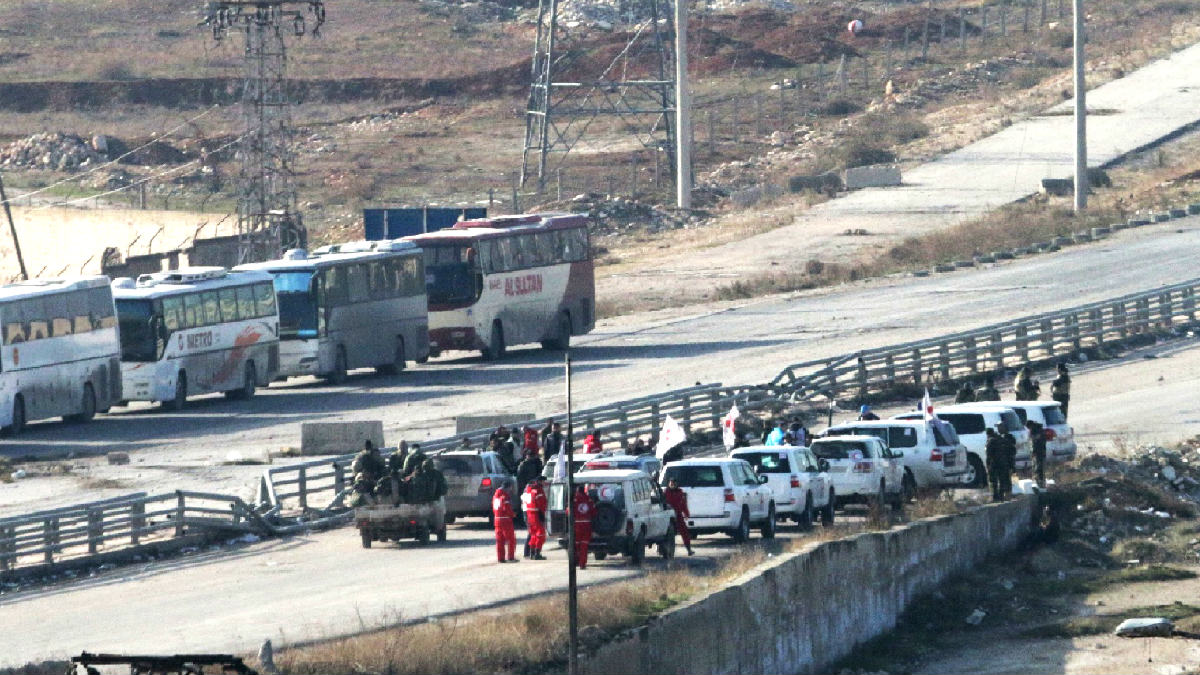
top-left (404, 213), bottom-right (595, 359)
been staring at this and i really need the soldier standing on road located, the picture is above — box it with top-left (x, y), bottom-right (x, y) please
top-left (1026, 420), bottom-right (1047, 488)
top-left (984, 428), bottom-right (1005, 502)
top-left (663, 478), bottom-right (694, 556)
top-left (1014, 366), bottom-right (1041, 401)
top-left (492, 479), bottom-right (519, 563)
top-left (998, 423), bottom-right (1017, 498)
top-left (976, 376), bottom-right (1001, 401)
top-left (572, 485), bottom-right (595, 569)
top-left (1051, 363), bottom-right (1071, 419)
top-left (516, 450), bottom-right (543, 501)
top-left (402, 443), bottom-right (427, 478)
top-left (522, 476), bottom-right (549, 560)
top-left (955, 381), bottom-right (976, 403)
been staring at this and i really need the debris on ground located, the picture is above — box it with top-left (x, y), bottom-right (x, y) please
top-left (1114, 617), bottom-right (1174, 637)
top-left (0, 132), bottom-right (105, 172)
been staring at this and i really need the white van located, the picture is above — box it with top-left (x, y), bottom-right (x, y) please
top-left (894, 404), bottom-right (1032, 487)
top-left (825, 419), bottom-right (968, 489)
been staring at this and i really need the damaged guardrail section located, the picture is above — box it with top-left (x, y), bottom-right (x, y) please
top-left (579, 496), bottom-right (1038, 675)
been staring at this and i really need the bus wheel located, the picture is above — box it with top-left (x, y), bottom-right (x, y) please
top-left (163, 372), bottom-right (187, 411)
top-left (7, 396), bottom-right (25, 436)
top-left (482, 321), bottom-right (505, 361)
top-left (326, 347), bottom-right (348, 385)
top-left (228, 362), bottom-right (257, 400)
top-left (67, 384), bottom-right (97, 423)
top-left (541, 313), bottom-right (571, 351)
top-left (377, 339), bottom-right (405, 375)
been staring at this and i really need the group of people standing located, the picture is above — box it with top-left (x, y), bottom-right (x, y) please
top-left (955, 362), bottom-right (1072, 417)
top-left (763, 417), bottom-right (810, 447)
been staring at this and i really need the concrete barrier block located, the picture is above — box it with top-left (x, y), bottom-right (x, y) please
top-left (1128, 217), bottom-right (1151, 227)
top-left (300, 421), bottom-right (384, 456)
top-left (976, 254), bottom-right (996, 263)
top-left (455, 413), bottom-right (536, 435)
top-left (1090, 227), bottom-right (1110, 238)
top-left (843, 165), bottom-right (902, 189)
top-left (934, 263), bottom-right (956, 273)
top-left (1169, 207), bottom-right (1187, 219)
top-left (1154, 213), bottom-right (1171, 223)
top-left (1111, 222), bottom-right (1128, 231)
top-left (1041, 178), bottom-right (1073, 196)
top-left (106, 452), bottom-right (130, 466)
top-left (953, 259), bottom-right (975, 268)
top-left (1188, 203), bottom-right (1200, 215)
top-left (787, 173), bottom-right (842, 194)
top-left (1074, 232), bottom-right (1093, 243)
top-left (1052, 236), bottom-right (1073, 246)
top-left (995, 250), bottom-right (1015, 260)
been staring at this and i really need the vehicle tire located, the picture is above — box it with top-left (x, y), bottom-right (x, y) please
top-left (594, 551), bottom-right (608, 561)
top-left (730, 507), bottom-right (750, 543)
top-left (162, 372), bottom-right (187, 411)
top-left (417, 527), bottom-right (430, 545)
top-left (875, 479), bottom-right (886, 509)
top-left (377, 339), bottom-right (405, 375)
top-left (629, 530), bottom-right (646, 565)
top-left (360, 529), bottom-right (372, 549)
top-left (227, 362), bottom-right (257, 400)
top-left (902, 470), bottom-right (918, 502)
top-left (821, 490), bottom-right (836, 526)
top-left (68, 383), bottom-right (97, 423)
top-left (760, 503), bottom-right (777, 539)
top-left (7, 395), bottom-right (26, 436)
top-left (966, 454), bottom-right (988, 488)
top-left (482, 321), bottom-right (506, 361)
top-left (487, 511), bottom-right (495, 528)
top-left (890, 482), bottom-right (905, 512)
top-left (796, 493), bottom-right (814, 530)
top-left (542, 313), bottom-right (572, 351)
top-left (436, 527), bottom-right (447, 543)
top-left (659, 522), bottom-right (677, 560)
top-left (326, 347), bottom-right (349, 385)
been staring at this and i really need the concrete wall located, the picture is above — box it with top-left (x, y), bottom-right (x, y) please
top-left (300, 421), bottom-right (384, 455)
top-left (580, 496), bottom-right (1037, 675)
top-left (455, 413), bottom-right (536, 435)
top-left (844, 165), bottom-right (902, 190)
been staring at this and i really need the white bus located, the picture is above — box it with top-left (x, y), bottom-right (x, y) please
top-left (237, 240), bottom-right (429, 383)
top-left (0, 277), bottom-right (122, 434)
top-left (112, 268), bottom-right (280, 409)
top-left (403, 213), bottom-right (595, 359)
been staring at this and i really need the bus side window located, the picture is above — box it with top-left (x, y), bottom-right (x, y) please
top-left (163, 296), bottom-right (183, 331)
top-left (3, 321), bottom-right (26, 345)
top-left (219, 288), bottom-right (239, 321)
top-left (183, 293), bottom-right (203, 328)
top-left (24, 298), bottom-right (48, 341)
top-left (255, 283), bottom-right (277, 318)
top-left (201, 291), bottom-right (221, 324)
top-left (236, 285), bottom-right (257, 320)
top-left (88, 287), bottom-right (117, 329)
top-left (51, 317), bottom-right (72, 338)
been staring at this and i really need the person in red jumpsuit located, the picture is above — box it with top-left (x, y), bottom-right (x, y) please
top-left (663, 478), bottom-right (695, 556)
top-left (572, 485), bottom-right (595, 569)
top-left (522, 476), bottom-right (549, 560)
top-left (492, 480), bottom-right (518, 563)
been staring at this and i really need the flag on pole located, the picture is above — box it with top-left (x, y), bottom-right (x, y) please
top-left (656, 414), bottom-right (687, 459)
top-left (922, 388), bottom-right (936, 423)
top-left (722, 403), bottom-right (741, 450)
top-left (554, 435), bottom-right (568, 481)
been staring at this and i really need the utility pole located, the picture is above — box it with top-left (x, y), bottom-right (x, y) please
top-left (564, 352), bottom-right (579, 675)
top-left (1072, 0), bottom-right (1087, 212)
top-left (674, 0), bottom-right (692, 209)
top-left (0, 173), bottom-right (28, 280)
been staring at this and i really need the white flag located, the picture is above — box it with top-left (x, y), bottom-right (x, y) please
top-left (722, 403), bottom-right (741, 450)
top-left (656, 414), bottom-right (687, 459)
top-left (922, 388), bottom-right (936, 423)
top-left (554, 435), bottom-right (568, 482)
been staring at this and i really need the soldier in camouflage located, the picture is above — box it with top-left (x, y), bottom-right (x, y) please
top-left (976, 376), bottom-right (1001, 401)
top-left (1014, 366), bottom-right (1041, 401)
top-left (1051, 363), bottom-right (1071, 419)
top-left (955, 381), bottom-right (976, 403)
top-left (984, 428), bottom-right (1005, 502)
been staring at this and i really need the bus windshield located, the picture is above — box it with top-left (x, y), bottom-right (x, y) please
top-left (115, 299), bottom-right (161, 362)
top-left (272, 271), bottom-right (318, 339)
top-left (423, 245), bottom-right (477, 306)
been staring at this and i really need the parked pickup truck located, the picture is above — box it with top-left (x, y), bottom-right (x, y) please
top-left (355, 498), bottom-right (447, 547)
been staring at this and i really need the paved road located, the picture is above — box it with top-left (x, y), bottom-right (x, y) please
top-left (4, 334), bottom-right (1200, 666)
top-left (623, 38), bottom-right (1200, 296)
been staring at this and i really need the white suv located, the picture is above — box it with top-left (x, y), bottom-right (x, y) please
top-left (571, 469), bottom-right (678, 564)
top-left (895, 404), bottom-right (1033, 487)
top-left (731, 446), bottom-right (835, 528)
top-left (809, 436), bottom-right (904, 509)
top-left (660, 458), bottom-right (776, 542)
top-left (825, 419), bottom-right (968, 489)
top-left (998, 401), bottom-right (1076, 463)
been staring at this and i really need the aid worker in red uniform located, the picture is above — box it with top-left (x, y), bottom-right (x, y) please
top-left (572, 485), bottom-right (595, 569)
top-left (663, 477), bottom-right (695, 556)
top-left (522, 476), bottom-right (549, 560)
top-left (492, 479), bottom-right (518, 563)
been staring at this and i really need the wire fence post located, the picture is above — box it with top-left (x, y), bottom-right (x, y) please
top-left (862, 57), bottom-right (869, 89)
top-left (922, 0), bottom-right (932, 60)
top-left (816, 61), bottom-right (826, 99)
top-left (557, 168), bottom-right (563, 201)
top-left (903, 27), bottom-right (911, 60)
top-left (1022, 3), bottom-right (1030, 32)
top-left (959, 8), bottom-right (967, 51)
top-left (511, 177), bottom-right (520, 213)
top-left (1041, 0), bottom-right (1048, 24)
top-left (884, 41), bottom-right (893, 73)
top-left (706, 109), bottom-right (715, 156)
top-left (1000, 2), bottom-right (1007, 36)
top-left (629, 156), bottom-right (638, 195)
top-left (836, 54), bottom-right (847, 94)
top-left (755, 95), bottom-right (764, 136)
top-left (981, 7), bottom-right (989, 39)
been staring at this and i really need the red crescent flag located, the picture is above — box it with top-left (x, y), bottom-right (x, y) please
top-left (922, 388), bottom-right (935, 422)
top-left (722, 403), bottom-right (740, 450)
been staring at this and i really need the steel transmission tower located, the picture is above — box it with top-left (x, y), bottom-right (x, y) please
top-left (203, 1), bottom-right (325, 263)
top-left (520, 0), bottom-right (679, 196)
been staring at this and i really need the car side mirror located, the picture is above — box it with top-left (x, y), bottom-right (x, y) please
top-left (758, 475), bottom-right (768, 484)
top-left (892, 450), bottom-right (904, 458)
top-left (818, 459), bottom-right (830, 472)
top-left (807, 465), bottom-right (818, 473)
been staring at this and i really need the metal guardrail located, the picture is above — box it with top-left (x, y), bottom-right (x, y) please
top-left (768, 278), bottom-right (1200, 400)
top-left (0, 491), bottom-right (265, 573)
top-left (255, 383), bottom-right (775, 513)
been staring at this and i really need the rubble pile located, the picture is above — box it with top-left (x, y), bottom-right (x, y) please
top-left (544, 192), bottom-right (697, 236)
top-left (886, 56), bottom-right (1036, 111)
top-left (1079, 441), bottom-right (1200, 504)
top-left (0, 132), bottom-right (105, 172)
